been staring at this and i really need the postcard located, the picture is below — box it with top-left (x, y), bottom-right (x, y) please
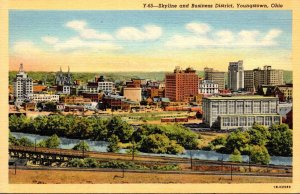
top-left (0, 0), bottom-right (299, 193)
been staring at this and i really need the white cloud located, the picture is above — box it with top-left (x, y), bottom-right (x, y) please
top-left (186, 22), bottom-right (211, 34)
top-left (215, 30), bottom-right (234, 43)
top-left (42, 36), bottom-right (59, 45)
top-left (53, 37), bottom-right (122, 51)
top-left (116, 25), bottom-right (162, 41)
top-left (165, 22), bottom-right (282, 49)
top-left (66, 20), bottom-right (86, 31)
top-left (13, 41), bottom-right (42, 55)
top-left (66, 20), bottom-right (113, 40)
top-left (261, 29), bottom-right (282, 45)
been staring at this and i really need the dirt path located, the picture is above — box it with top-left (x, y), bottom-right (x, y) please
top-left (9, 169), bottom-right (291, 184)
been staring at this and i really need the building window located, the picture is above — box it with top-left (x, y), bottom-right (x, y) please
top-left (219, 101), bottom-right (227, 114)
top-left (253, 101), bottom-right (260, 113)
top-left (262, 101), bottom-right (269, 113)
top-left (247, 116), bottom-right (255, 126)
top-left (270, 101), bottom-right (277, 113)
top-left (244, 101), bottom-right (252, 114)
top-left (223, 117), bottom-right (230, 126)
top-left (265, 116), bottom-right (272, 126)
top-left (239, 117), bottom-right (246, 126)
top-left (256, 116), bottom-right (264, 125)
top-left (228, 101), bottom-right (235, 114)
top-left (236, 101), bottom-right (243, 114)
top-left (230, 117), bottom-right (238, 126)
top-left (274, 116), bottom-right (280, 124)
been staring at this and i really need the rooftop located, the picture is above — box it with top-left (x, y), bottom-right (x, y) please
top-left (204, 95), bottom-right (278, 100)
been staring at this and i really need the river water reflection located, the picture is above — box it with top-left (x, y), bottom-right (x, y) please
top-left (11, 132), bottom-right (292, 166)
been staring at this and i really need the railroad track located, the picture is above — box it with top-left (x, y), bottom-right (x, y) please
top-left (9, 165), bottom-right (292, 178)
top-left (9, 146), bottom-right (292, 170)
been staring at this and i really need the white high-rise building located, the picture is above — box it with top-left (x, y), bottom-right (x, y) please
top-left (14, 64), bottom-right (33, 104)
top-left (228, 60), bottom-right (244, 91)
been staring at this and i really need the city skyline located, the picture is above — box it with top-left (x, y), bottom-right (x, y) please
top-left (10, 10), bottom-right (292, 72)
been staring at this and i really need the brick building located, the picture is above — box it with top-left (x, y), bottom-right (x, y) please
top-left (165, 66), bottom-right (199, 102)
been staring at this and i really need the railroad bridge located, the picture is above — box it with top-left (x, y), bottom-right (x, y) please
top-left (9, 146), bottom-right (88, 165)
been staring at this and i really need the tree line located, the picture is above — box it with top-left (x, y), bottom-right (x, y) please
top-left (9, 114), bottom-right (200, 154)
top-left (206, 124), bottom-right (292, 164)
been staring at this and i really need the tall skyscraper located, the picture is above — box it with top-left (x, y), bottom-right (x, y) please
top-left (244, 66), bottom-right (284, 91)
top-left (228, 60), bottom-right (244, 91)
top-left (165, 66), bottom-right (199, 102)
top-left (204, 67), bottom-right (226, 90)
top-left (13, 63), bottom-right (33, 104)
top-left (244, 70), bottom-right (255, 92)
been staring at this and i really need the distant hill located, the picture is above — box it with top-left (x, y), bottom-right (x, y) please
top-left (9, 70), bottom-right (293, 85)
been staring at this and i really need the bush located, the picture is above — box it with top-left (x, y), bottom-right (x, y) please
top-left (107, 135), bottom-right (120, 152)
top-left (37, 134), bottom-right (61, 148)
top-left (250, 145), bottom-right (270, 165)
top-left (139, 133), bottom-right (184, 154)
top-left (73, 141), bottom-right (90, 151)
top-left (68, 158), bottom-right (85, 168)
top-left (229, 148), bottom-right (242, 163)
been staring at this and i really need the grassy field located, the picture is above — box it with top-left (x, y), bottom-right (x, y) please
top-left (198, 131), bottom-right (227, 148)
top-left (9, 169), bottom-right (291, 184)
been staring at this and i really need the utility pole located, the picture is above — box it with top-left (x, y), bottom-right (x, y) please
top-left (82, 140), bottom-right (85, 158)
top-left (230, 164), bottom-right (233, 181)
top-left (190, 150), bottom-right (193, 170)
top-left (14, 162), bottom-right (17, 175)
top-left (132, 140), bottom-right (135, 161)
top-left (34, 139), bottom-right (36, 152)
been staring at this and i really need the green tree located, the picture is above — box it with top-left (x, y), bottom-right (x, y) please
top-left (211, 136), bottom-right (226, 147)
top-left (46, 134), bottom-right (61, 148)
top-left (73, 141), bottom-right (90, 151)
top-left (107, 116), bottom-right (134, 142)
top-left (225, 129), bottom-right (250, 153)
top-left (38, 134), bottom-right (61, 148)
top-left (140, 133), bottom-right (184, 154)
top-left (229, 148), bottom-right (242, 163)
top-left (107, 134), bottom-right (120, 153)
top-left (267, 124), bottom-right (292, 156)
top-left (247, 124), bottom-right (270, 146)
top-left (9, 133), bottom-right (19, 146)
top-left (18, 137), bottom-right (34, 147)
top-left (250, 145), bottom-right (270, 165)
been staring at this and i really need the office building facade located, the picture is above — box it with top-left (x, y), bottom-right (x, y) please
top-left (165, 66), bottom-right (199, 102)
top-left (199, 80), bottom-right (219, 95)
top-left (244, 66), bottom-right (284, 91)
top-left (228, 60), bottom-right (244, 91)
top-left (202, 96), bottom-right (281, 130)
top-left (13, 64), bottom-right (33, 104)
top-left (204, 67), bottom-right (226, 90)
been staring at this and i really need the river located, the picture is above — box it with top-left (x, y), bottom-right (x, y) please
top-left (11, 132), bottom-right (292, 166)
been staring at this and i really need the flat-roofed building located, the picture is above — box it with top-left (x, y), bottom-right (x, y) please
top-left (31, 94), bottom-right (59, 103)
top-left (244, 70), bottom-right (255, 92)
top-left (199, 80), bottom-right (218, 95)
top-left (202, 95), bottom-right (281, 130)
top-left (204, 67), bottom-right (226, 90)
top-left (165, 66), bottom-right (199, 102)
top-left (228, 60), bottom-right (244, 91)
top-left (123, 87), bottom-right (142, 102)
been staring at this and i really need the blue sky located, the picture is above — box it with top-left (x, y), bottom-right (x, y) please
top-left (9, 10), bottom-right (292, 72)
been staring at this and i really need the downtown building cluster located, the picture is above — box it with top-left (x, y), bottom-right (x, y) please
top-left (10, 61), bottom-right (292, 130)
